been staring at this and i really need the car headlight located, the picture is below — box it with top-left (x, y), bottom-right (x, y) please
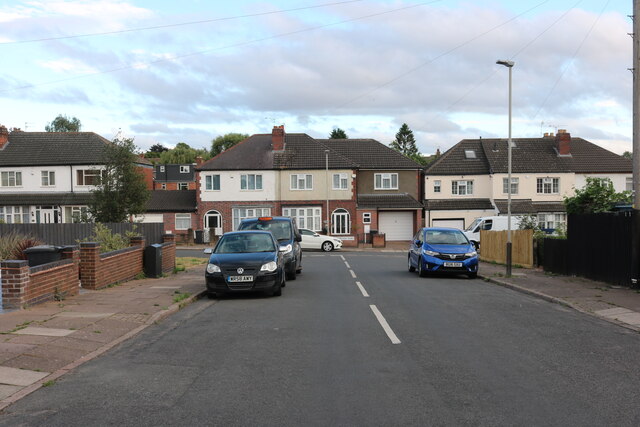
top-left (279, 244), bottom-right (293, 254)
top-left (260, 261), bottom-right (278, 272)
top-left (206, 263), bottom-right (221, 274)
top-left (465, 251), bottom-right (477, 257)
top-left (423, 249), bottom-right (439, 256)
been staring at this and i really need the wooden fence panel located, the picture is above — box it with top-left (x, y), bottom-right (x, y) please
top-left (0, 223), bottom-right (164, 246)
top-left (479, 229), bottom-right (534, 268)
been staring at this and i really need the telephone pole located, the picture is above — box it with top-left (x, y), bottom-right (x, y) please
top-left (634, 0), bottom-right (640, 207)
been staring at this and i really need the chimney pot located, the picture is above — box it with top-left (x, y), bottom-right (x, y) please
top-left (272, 125), bottom-right (285, 151)
top-left (196, 156), bottom-right (204, 166)
top-left (0, 125), bottom-right (9, 149)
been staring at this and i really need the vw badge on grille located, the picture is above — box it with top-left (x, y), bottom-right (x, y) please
top-left (449, 254), bottom-right (456, 259)
top-left (237, 267), bottom-right (244, 274)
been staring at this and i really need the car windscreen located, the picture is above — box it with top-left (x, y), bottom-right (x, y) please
top-left (238, 220), bottom-right (292, 241)
top-left (424, 230), bottom-right (469, 245)
top-left (465, 218), bottom-right (481, 232)
top-left (214, 233), bottom-right (276, 253)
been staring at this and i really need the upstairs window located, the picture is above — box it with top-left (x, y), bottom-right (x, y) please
top-left (433, 180), bottom-right (441, 193)
top-left (291, 174), bottom-right (313, 190)
top-left (452, 180), bottom-right (473, 195)
top-left (77, 169), bottom-right (103, 186)
top-left (41, 171), bottom-right (56, 187)
top-left (178, 182), bottom-right (189, 190)
top-left (180, 165), bottom-right (190, 173)
top-left (626, 177), bottom-right (633, 192)
top-left (241, 174), bottom-right (262, 190)
top-left (333, 173), bottom-right (348, 190)
top-left (1, 171), bottom-right (22, 187)
top-left (537, 177), bottom-right (559, 194)
top-left (205, 175), bottom-right (220, 191)
top-left (375, 173), bottom-right (398, 190)
top-left (502, 177), bottom-right (519, 194)
top-left (159, 165), bottom-right (165, 172)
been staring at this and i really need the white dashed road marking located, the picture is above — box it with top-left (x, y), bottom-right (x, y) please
top-left (349, 270), bottom-right (357, 278)
top-left (344, 261), bottom-right (351, 268)
top-left (355, 281), bottom-right (370, 297)
top-left (370, 305), bottom-right (401, 344)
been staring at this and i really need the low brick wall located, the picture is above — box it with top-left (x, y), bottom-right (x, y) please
top-left (1, 246), bottom-right (80, 309)
top-left (80, 237), bottom-right (145, 290)
top-left (161, 234), bottom-right (176, 274)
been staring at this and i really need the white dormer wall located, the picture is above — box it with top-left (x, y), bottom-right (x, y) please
top-left (0, 165), bottom-right (105, 193)
top-left (575, 173), bottom-right (631, 193)
top-left (424, 175), bottom-right (492, 199)
top-left (490, 173), bottom-right (575, 201)
top-left (200, 170), bottom-right (277, 202)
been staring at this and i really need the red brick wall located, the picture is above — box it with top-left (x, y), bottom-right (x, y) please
top-left (136, 165), bottom-right (154, 190)
top-left (80, 239), bottom-right (144, 290)
top-left (161, 234), bottom-right (176, 273)
top-left (153, 182), bottom-right (196, 191)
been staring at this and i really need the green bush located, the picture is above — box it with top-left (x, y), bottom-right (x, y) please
top-left (0, 232), bottom-right (43, 261)
top-left (78, 223), bottom-right (140, 253)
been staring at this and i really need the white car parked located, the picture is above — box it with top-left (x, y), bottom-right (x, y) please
top-left (299, 228), bottom-right (343, 252)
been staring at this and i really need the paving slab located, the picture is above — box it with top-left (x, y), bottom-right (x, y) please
top-left (54, 312), bottom-right (115, 318)
top-left (12, 327), bottom-right (75, 337)
top-left (0, 385), bottom-right (23, 400)
top-left (595, 307), bottom-right (634, 317)
top-left (611, 312), bottom-right (640, 326)
top-left (0, 366), bottom-right (49, 386)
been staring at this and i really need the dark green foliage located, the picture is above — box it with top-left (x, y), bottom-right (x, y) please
top-left (159, 142), bottom-right (210, 164)
top-left (564, 177), bottom-right (632, 215)
top-left (211, 133), bottom-right (249, 157)
top-left (45, 114), bottom-right (81, 132)
top-left (622, 151), bottom-right (632, 160)
top-left (390, 123), bottom-right (424, 164)
top-left (329, 128), bottom-right (348, 139)
top-left (90, 137), bottom-right (150, 222)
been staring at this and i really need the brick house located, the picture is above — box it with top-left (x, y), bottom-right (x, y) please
top-left (195, 126), bottom-right (424, 244)
top-left (424, 130), bottom-right (632, 230)
top-left (153, 163), bottom-right (197, 191)
top-left (136, 190), bottom-right (197, 241)
top-left (0, 126), bottom-right (153, 223)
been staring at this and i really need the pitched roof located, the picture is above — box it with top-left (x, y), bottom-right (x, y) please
top-left (154, 164), bottom-right (196, 182)
top-left (146, 190), bottom-right (196, 212)
top-left (0, 131), bottom-right (151, 167)
top-left (0, 192), bottom-right (94, 206)
top-left (494, 199), bottom-right (566, 214)
top-left (424, 198), bottom-right (495, 211)
top-left (320, 139), bottom-right (423, 169)
top-left (425, 135), bottom-right (631, 175)
top-left (198, 132), bottom-right (421, 171)
top-left (357, 193), bottom-right (423, 209)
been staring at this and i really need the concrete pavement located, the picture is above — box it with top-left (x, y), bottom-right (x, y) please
top-left (1, 243), bottom-right (640, 411)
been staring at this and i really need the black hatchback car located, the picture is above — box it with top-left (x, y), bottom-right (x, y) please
top-left (237, 216), bottom-right (302, 280)
top-left (204, 231), bottom-right (285, 298)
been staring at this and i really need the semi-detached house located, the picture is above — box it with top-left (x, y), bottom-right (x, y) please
top-left (196, 126), bottom-right (423, 245)
top-left (423, 130), bottom-right (632, 231)
top-left (0, 126), bottom-right (153, 224)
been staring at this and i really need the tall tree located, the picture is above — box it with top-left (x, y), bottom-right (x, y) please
top-left (390, 123), bottom-right (422, 163)
top-left (211, 133), bottom-right (249, 157)
top-left (148, 143), bottom-right (169, 154)
top-left (45, 114), bottom-right (81, 132)
top-left (159, 142), bottom-right (210, 164)
top-left (564, 177), bottom-right (632, 215)
top-left (329, 128), bottom-right (348, 139)
top-left (623, 151), bottom-right (632, 160)
top-left (90, 137), bottom-right (150, 222)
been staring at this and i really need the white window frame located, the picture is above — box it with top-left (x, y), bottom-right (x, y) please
top-left (282, 207), bottom-right (322, 231)
top-left (626, 177), bottom-right (633, 192)
top-left (331, 208), bottom-right (351, 235)
top-left (290, 174), bottom-right (313, 191)
top-left (537, 212), bottom-right (566, 230)
top-left (41, 171), bottom-right (56, 187)
top-left (452, 180), bottom-right (473, 195)
top-left (502, 177), bottom-right (519, 195)
top-left (180, 165), bottom-right (190, 173)
top-left (159, 165), bottom-right (165, 172)
top-left (433, 180), bottom-right (441, 193)
top-left (374, 173), bottom-right (398, 190)
top-left (240, 174), bottom-right (263, 190)
top-left (362, 212), bottom-right (371, 224)
top-left (175, 213), bottom-right (191, 230)
top-left (160, 183), bottom-right (167, 190)
top-left (0, 206), bottom-right (29, 224)
top-left (77, 169), bottom-right (103, 186)
top-left (1, 171), bottom-right (22, 187)
top-left (205, 174), bottom-right (221, 191)
top-left (233, 207), bottom-right (271, 230)
top-left (178, 182), bottom-right (189, 190)
top-left (64, 206), bottom-right (89, 223)
top-left (332, 173), bottom-right (348, 190)
top-left (537, 177), bottom-right (559, 194)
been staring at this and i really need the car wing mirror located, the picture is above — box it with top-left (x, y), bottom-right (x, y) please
top-left (203, 248), bottom-right (212, 254)
top-left (295, 235), bottom-right (302, 242)
top-left (415, 240), bottom-right (422, 246)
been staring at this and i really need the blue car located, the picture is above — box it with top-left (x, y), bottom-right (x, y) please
top-left (204, 230), bottom-right (286, 298)
top-left (408, 227), bottom-right (479, 279)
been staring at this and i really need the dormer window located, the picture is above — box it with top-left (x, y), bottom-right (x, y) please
top-left (464, 150), bottom-right (476, 159)
top-left (180, 165), bottom-right (190, 173)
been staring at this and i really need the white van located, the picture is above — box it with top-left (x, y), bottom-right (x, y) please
top-left (463, 215), bottom-right (521, 248)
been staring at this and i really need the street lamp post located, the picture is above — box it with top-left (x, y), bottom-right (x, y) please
top-left (325, 149), bottom-right (330, 235)
top-left (497, 59), bottom-right (514, 277)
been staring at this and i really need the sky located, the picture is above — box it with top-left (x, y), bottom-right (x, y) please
top-left (0, 0), bottom-right (633, 155)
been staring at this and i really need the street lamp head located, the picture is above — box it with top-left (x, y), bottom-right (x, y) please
top-left (496, 59), bottom-right (514, 68)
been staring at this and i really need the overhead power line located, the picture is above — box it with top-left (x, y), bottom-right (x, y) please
top-left (0, 0), bottom-right (365, 45)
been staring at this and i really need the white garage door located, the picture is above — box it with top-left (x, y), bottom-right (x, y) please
top-left (379, 211), bottom-right (414, 241)
top-left (431, 219), bottom-right (464, 230)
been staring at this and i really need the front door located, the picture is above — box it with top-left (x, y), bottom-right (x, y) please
top-left (204, 210), bottom-right (222, 236)
top-left (35, 206), bottom-right (60, 223)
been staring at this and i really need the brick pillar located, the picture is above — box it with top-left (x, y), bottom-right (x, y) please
top-left (80, 242), bottom-right (100, 290)
top-left (162, 234), bottom-right (176, 272)
top-left (1, 260), bottom-right (29, 309)
top-left (61, 246), bottom-right (80, 289)
top-left (129, 236), bottom-right (146, 247)
top-left (162, 234), bottom-right (176, 244)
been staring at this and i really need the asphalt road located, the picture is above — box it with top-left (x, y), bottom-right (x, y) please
top-left (2, 253), bottom-right (640, 426)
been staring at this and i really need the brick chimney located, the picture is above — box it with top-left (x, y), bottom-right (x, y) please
top-left (195, 156), bottom-right (204, 166)
top-left (556, 129), bottom-right (571, 156)
top-left (0, 125), bottom-right (8, 149)
top-left (272, 125), bottom-right (285, 151)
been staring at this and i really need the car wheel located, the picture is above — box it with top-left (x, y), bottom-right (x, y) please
top-left (271, 277), bottom-right (283, 297)
top-left (418, 260), bottom-right (428, 277)
top-left (321, 241), bottom-right (334, 252)
top-left (408, 255), bottom-right (416, 272)
top-left (286, 267), bottom-right (297, 281)
top-left (467, 272), bottom-right (478, 279)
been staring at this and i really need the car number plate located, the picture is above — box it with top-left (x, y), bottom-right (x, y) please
top-left (443, 262), bottom-right (463, 268)
top-left (228, 275), bottom-right (253, 282)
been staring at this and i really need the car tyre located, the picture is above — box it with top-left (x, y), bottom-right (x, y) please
top-left (271, 276), bottom-right (283, 297)
top-left (322, 241), bottom-right (334, 252)
top-left (467, 272), bottom-right (478, 279)
top-left (286, 267), bottom-right (297, 281)
top-left (408, 256), bottom-right (416, 272)
top-left (418, 260), bottom-right (428, 277)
